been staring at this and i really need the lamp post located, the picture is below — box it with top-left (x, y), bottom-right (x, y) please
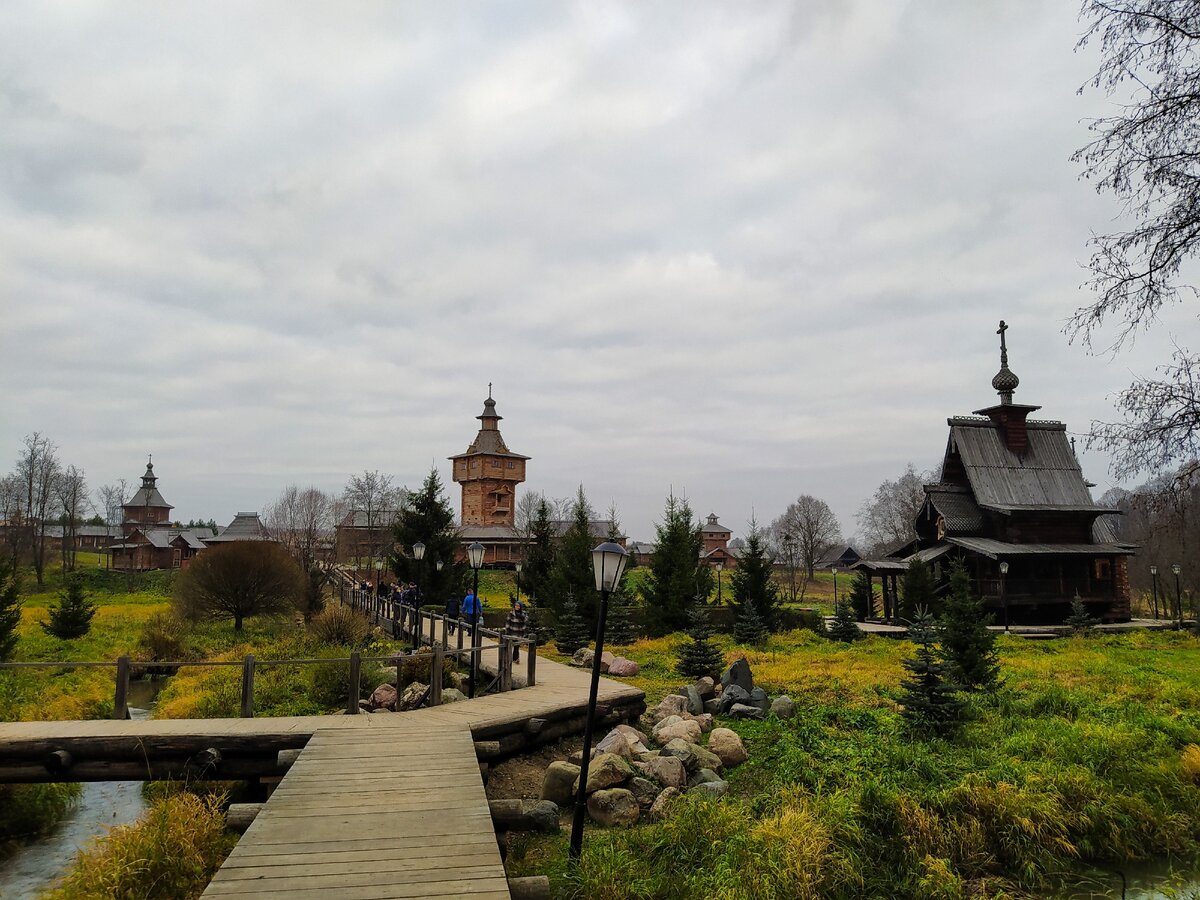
top-left (715, 562), bottom-right (723, 605)
top-left (467, 542), bottom-right (485, 698)
top-left (569, 541), bottom-right (628, 863)
top-left (832, 566), bottom-right (839, 607)
top-left (1173, 563), bottom-right (1183, 625)
top-left (999, 561), bottom-right (1010, 632)
top-left (1150, 565), bottom-right (1160, 619)
top-left (515, 561), bottom-right (523, 605)
top-left (374, 559), bottom-right (383, 618)
top-left (412, 541), bottom-right (426, 649)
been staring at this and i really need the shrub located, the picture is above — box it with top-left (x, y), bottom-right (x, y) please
top-left (0, 556), bottom-right (21, 661)
top-left (308, 605), bottom-right (371, 647)
top-left (1066, 594), bottom-right (1100, 634)
top-left (174, 541), bottom-right (304, 631)
top-left (0, 783), bottom-right (81, 846)
top-left (138, 611), bottom-right (190, 662)
top-left (42, 575), bottom-right (97, 639)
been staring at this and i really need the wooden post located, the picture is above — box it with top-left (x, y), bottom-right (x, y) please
top-left (441, 614), bottom-right (449, 649)
top-left (391, 600), bottom-right (399, 640)
top-left (112, 655), bottom-right (131, 720)
top-left (526, 639), bottom-right (537, 687)
top-left (430, 644), bottom-right (443, 706)
top-left (240, 655), bottom-right (255, 718)
top-left (346, 651), bottom-right (362, 715)
top-left (428, 610), bottom-right (437, 646)
top-left (499, 638), bottom-right (512, 692)
top-left (457, 619), bottom-right (464, 653)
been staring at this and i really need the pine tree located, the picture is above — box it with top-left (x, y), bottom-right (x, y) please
top-left (848, 571), bottom-right (876, 621)
top-left (827, 599), bottom-right (863, 642)
top-left (676, 602), bottom-right (724, 678)
top-left (937, 559), bottom-right (1000, 692)
top-left (645, 494), bottom-right (712, 636)
top-left (0, 556), bottom-right (21, 661)
top-left (901, 556), bottom-right (937, 621)
top-left (606, 590), bottom-right (637, 646)
top-left (732, 597), bottom-right (768, 646)
top-left (548, 486), bottom-right (597, 620)
top-left (524, 602), bottom-right (556, 646)
top-left (554, 593), bottom-right (591, 657)
top-left (899, 608), bottom-right (965, 737)
top-left (729, 524), bottom-right (781, 630)
top-left (522, 499), bottom-right (556, 609)
top-left (42, 574), bottom-right (97, 639)
top-left (1065, 593), bottom-right (1099, 634)
top-left (391, 467), bottom-right (466, 607)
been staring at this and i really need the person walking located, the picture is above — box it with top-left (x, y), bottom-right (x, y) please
top-left (462, 588), bottom-right (482, 630)
top-left (445, 592), bottom-right (461, 635)
top-left (505, 596), bottom-right (527, 662)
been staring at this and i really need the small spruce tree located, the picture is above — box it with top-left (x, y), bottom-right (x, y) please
top-left (827, 599), bottom-right (863, 642)
top-left (676, 602), bottom-right (725, 678)
top-left (937, 559), bottom-right (999, 692)
top-left (524, 602), bottom-right (556, 646)
top-left (899, 608), bottom-right (965, 737)
top-left (848, 571), bottom-right (876, 621)
top-left (733, 597), bottom-right (768, 646)
top-left (554, 593), bottom-right (591, 657)
top-left (0, 557), bottom-right (21, 661)
top-left (606, 591), bottom-right (637, 646)
top-left (729, 525), bottom-right (781, 630)
top-left (42, 575), bottom-right (97, 639)
top-left (1065, 593), bottom-right (1099, 634)
top-left (900, 556), bottom-right (937, 620)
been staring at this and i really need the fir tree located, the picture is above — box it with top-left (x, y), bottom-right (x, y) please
top-left (899, 608), bottom-right (965, 737)
top-left (548, 486), bottom-right (597, 620)
top-left (937, 559), bottom-right (999, 692)
top-left (900, 556), bottom-right (937, 621)
top-left (42, 574), bottom-right (96, 639)
top-left (676, 602), bottom-right (725, 679)
top-left (391, 467), bottom-right (466, 606)
top-left (521, 499), bottom-right (556, 609)
top-left (644, 494), bottom-right (712, 636)
top-left (554, 592), bottom-right (591, 657)
top-left (524, 602), bottom-right (556, 646)
top-left (848, 571), bottom-right (876, 621)
top-left (732, 597), bottom-right (768, 646)
top-left (0, 556), bottom-right (21, 661)
top-left (827, 599), bottom-right (863, 642)
top-left (729, 524), bottom-right (781, 630)
top-left (1065, 593), bottom-right (1100, 634)
top-left (606, 590), bottom-right (637, 646)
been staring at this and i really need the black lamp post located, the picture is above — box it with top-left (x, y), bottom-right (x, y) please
top-left (569, 541), bottom-right (628, 863)
top-left (1150, 565), bottom-right (1160, 619)
top-left (715, 562), bottom-right (723, 605)
top-left (412, 541), bottom-right (426, 649)
top-left (999, 560), bottom-right (1010, 632)
top-left (832, 566), bottom-right (839, 607)
top-left (374, 559), bottom-right (384, 617)
top-left (515, 561), bottom-right (523, 605)
top-left (467, 542), bottom-right (485, 698)
top-left (1173, 563), bottom-right (1183, 625)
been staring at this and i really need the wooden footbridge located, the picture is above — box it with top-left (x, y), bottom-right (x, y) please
top-left (0, 597), bottom-right (645, 898)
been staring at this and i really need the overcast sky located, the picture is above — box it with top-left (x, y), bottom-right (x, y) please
top-left (2, 2), bottom-right (1193, 543)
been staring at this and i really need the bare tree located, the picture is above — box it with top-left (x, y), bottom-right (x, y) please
top-left (265, 484), bottom-right (339, 619)
top-left (766, 520), bottom-right (808, 602)
top-left (1073, 2), bottom-right (1200, 483)
top-left (96, 480), bottom-right (131, 531)
top-left (514, 490), bottom-right (544, 544)
top-left (174, 541), bottom-right (304, 631)
top-left (0, 473), bottom-right (27, 563)
top-left (855, 463), bottom-right (934, 554)
top-left (55, 465), bottom-right (89, 571)
top-left (774, 495), bottom-right (841, 579)
top-left (342, 470), bottom-right (406, 568)
top-left (16, 433), bottom-right (61, 587)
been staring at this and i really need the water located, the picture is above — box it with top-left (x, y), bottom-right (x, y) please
top-left (1063, 862), bottom-right (1200, 899)
top-left (0, 680), bottom-right (161, 900)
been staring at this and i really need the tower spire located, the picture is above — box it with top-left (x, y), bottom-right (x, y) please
top-left (991, 319), bottom-right (1019, 405)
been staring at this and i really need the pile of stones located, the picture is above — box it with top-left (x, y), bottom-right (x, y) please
top-left (698, 657), bottom-right (795, 721)
top-left (362, 680), bottom-right (467, 712)
top-left (568, 647), bottom-right (640, 677)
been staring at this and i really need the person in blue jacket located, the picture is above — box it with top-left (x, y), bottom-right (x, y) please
top-left (461, 589), bottom-right (481, 628)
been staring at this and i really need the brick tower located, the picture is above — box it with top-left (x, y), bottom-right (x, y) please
top-left (449, 388), bottom-right (529, 527)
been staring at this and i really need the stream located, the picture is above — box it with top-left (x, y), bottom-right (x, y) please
top-left (0, 680), bottom-right (162, 900)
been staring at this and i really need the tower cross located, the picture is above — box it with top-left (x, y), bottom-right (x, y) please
top-left (997, 320), bottom-right (1009, 366)
top-left (488, 382), bottom-right (492, 399)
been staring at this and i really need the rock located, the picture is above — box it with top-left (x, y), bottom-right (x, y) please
top-left (653, 718), bottom-right (702, 745)
top-left (721, 657), bottom-right (754, 694)
top-left (660, 738), bottom-right (723, 774)
top-left (703, 698), bottom-right (721, 715)
top-left (574, 753), bottom-right (633, 795)
top-left (397, 682), bottom-right (428, 711)
top-left (492, 799), bottom-right (560, 833)
top-left (571, 648), bottom-right (594, 668)
top-left (607, 657), bottom-right (640, 677)
top-left (587, 788), bottom-right (640, 827)
top-left (695, 676), bottom-right (716, 700)
top-left (612, 723), bottom-right (649, 746)
top-left (770, 695), bottom-right (796, 719)
top-left (449, 672), bottom-right (470, 694)
top-left (541, 761), bottom-right (581, 806)
top-left (628, 776), bottom-right (659, 809)
top-left (692, 713), bottom-right (714, 733)
top-left (649, 786), bottom-right (682, 821)
top-left (441, 688), bottom-right (467, 704)
top-left (688, 767), bottom-right (723, 787)
top-left (689, 780), bottom-right (729, 799)
top-left (728, 703), bottom-right (766, 721)
top-left (568, 747), bottom-right (597, 765)
top-left (596, 731), bottom-right (634, 759)
top-left (369, 683), bottom-right (397, 711)
top-left (683, 684), bottom-right (705, 716)
top-left (633, 755), bottom-right (687, 788)
top-left (749, 687), bottom-right (771, 714)
top-left (369, 707), bottom-right (391, 714)
top-left (707, 728), bottom-right (748, 768)
top-left (717, 684), bottom-right (751, 714)
top-left (600, 651), bottom-right (616, 673)
top-left (650, 694), bottom-right (689, 723)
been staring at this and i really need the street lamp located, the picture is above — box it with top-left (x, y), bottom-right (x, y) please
top-left (715, 562), bottom-right (723, 605)
top-left (374, 559), bottom-right (384, 617)
top-left (570, 541), bottom-right (629, 863)
top-left (1150, 565), bottom-right (1160, 619)
top-left (832, 566), bottom-right (839, 607)
top-left (1173, 563), bottom-right (1183, 625)
top-left (515, 561), bottom-right (523, 605)
top-left (999, 561), bottom-right (1010, 633)
top-left (412, 541), bottom-right (426, 650)
top-left (467, 542), bottom-right (485, 698)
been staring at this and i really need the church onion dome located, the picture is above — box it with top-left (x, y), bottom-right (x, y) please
top-left (991, 365), bottom-right (1019, 395)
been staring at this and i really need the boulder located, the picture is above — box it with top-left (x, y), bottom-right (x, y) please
top-left (728, 703), bottom-right (766, 721)
top-left (770, 695), bottom-right (796, 719)
top-left (449, 672), bottom-right (470, 694)
top-left (749, 687), bottom-right (771, 714)
top-left (568, 747), bottom-right (597, 765)
top-left (721, 657), bottom-right (754, 694)
top-left (397, 682), bottom-right (428, 711)
top-left (571, 648), bottom-right (594, 668)
top-left (587, 788), bottom-right (640, 827)
top-left (654, 718), bottom-right (702, 745)
top-left (703, 698), bottom-right (721, 715)
top-left (441, 688), bottom-right (467, 704)
top-left (660, 738), bottom-right (723, 774)
top-left (628, 776), bottom-right (660, 809)
top-left (612, 723), bottom-right (649, 747)
top-left (683, 684), bottom-right (705, 716)
top-left (368, 683), bottom-right (397, 711)
top-left (574, 753), bottom-right (633, 795)
top-left (541, 761), bottom-right (581, 806)
top-left (689, 780), bottom-right (729, 799)
top-left (692, 713), bottom-right (714, 733)
top-left (688, 767), bottom-right (723, 788)
top-left (649, 786), bottom-right (682, 821)
top-left (633, 755), bottom-right (687, 789)
top-left (596, 730), bottom-right (634, 759)
top-left (707, 728), bottom-right (748, 768)
top-left (650, 694), bottom-right (689, 723)
top-left (600, 651), bottom-right (616, 672)
top-left (717, 684), bottom-right (751, 714)
top-left (695, 676), bottom-right (716, 700)
top-left (608, 657), bottom-right (640, 677)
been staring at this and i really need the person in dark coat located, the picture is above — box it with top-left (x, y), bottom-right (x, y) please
top-left (445, 593), bottom-right (461, 635)
top-left (505, 597), bottom-right (528, 662)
